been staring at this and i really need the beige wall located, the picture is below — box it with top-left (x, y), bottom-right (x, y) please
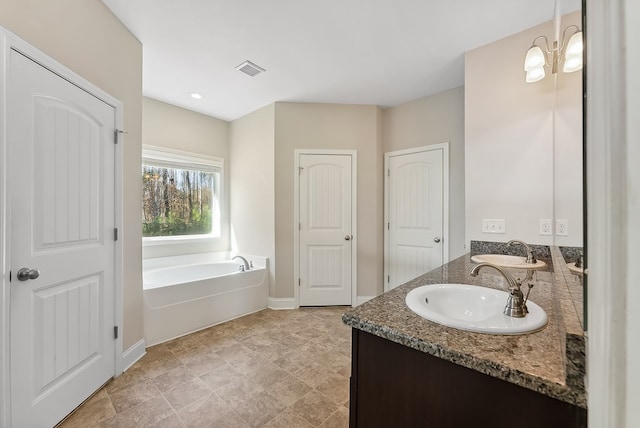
top-left (143, 97), bottom-right (229, 156)
top-left (382, 87), bottom-right (466, 259)
top-left (0, 0), bottom-right (144, 350)
top-left (142, 97), bottom-right (231, 257)
top-left (274, 102), bottom-right (383, 299)
top-left (465, 12), bottom-right (582, 247)
top-left (229, 104), bottom-right (276, 294)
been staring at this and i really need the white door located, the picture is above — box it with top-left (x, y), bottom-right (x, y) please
top-left (299, 154), bottom-right (353, 306)
top-left (386, 148), bottom-right (444, 290)
top-left (8, 50), bottom-right (116, 427)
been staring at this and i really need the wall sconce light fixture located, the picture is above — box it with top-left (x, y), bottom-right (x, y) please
top-left (524, 25), bottom-right (583, 83)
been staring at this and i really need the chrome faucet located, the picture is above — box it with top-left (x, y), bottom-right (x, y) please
top-left (233, 255), bottom-right (250, 271)
top-left (574, 255), bottom-right (583, 268)
top-left (469, 262), bottom-right (534, 318)
top-left (507, 239), bottom-right (537, 264)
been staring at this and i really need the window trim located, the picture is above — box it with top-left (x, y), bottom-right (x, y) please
top-left (142, 145), bottom-right (224, 245)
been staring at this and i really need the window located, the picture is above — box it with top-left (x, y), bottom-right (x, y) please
top-left (142, 146), bottom-right (222, 240)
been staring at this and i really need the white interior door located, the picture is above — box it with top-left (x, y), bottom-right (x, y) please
top-left (385, 147), bottom-right (445, 290)
top-left (299, 154), bottom-right (353, 306)
top-left (8, 50), bottom-right (116, 427)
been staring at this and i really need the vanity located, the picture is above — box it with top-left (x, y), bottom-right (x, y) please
top-left (342, 246), bottom-right (586, 428)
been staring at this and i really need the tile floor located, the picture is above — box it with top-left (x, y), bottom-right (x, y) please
top-left (59, 307), bottom-right (352, 427)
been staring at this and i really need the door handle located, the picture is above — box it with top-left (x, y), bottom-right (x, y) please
top-left (345, 235), bottom-right (353, 241)
top-left (17, 268), bottom-right (40, 281)
top-left (434, 237), bottom-right (441, 243)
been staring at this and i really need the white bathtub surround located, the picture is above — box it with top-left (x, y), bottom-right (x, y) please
top-left (143, 253), bottom-right (269, 345)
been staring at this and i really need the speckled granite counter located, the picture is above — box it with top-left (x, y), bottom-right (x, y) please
top-left (342, 248), bottom-right (586, 409)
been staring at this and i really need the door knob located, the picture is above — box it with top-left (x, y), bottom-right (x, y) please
top-left (17, 268), bottom-right (40, 281)
top-left (345, 235), bottom-right (352, 241)
top-left (434, 237), bottom-right (441, 243)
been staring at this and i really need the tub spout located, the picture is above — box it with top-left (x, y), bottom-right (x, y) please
top-left (233, 255), bottom-right (250, 271)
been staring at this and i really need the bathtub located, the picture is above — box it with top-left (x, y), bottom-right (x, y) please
top-left (143, 253), bottom-right (269, 345)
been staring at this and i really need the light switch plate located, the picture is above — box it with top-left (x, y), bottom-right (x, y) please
top-left (482, 219), bottom-right (506, 234)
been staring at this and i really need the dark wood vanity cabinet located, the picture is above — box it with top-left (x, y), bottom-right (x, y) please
top-left (349, 330), bottom-right (587, 428)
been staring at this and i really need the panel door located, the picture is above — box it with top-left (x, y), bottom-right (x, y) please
top-left (387, 149), bottom-right (443, 289)
top-left (299, 154), bottom-right (353, 306)
top-left (8, 50), bottom-right (116, 427)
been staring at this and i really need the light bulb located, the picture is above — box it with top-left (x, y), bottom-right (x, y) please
top-left (563, 32), bottom-right (583, 73)
top-left (526, 66), bottom-right (546, 83)
top-left (565, 32), bottom-right (583, 56)
top-left (524, 46), bottom-right (546, 71)
top-left (563, 56), bottom-right (583, 73)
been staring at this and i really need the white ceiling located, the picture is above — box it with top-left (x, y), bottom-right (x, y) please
top-left (102, 0), bottom-right (580, 121)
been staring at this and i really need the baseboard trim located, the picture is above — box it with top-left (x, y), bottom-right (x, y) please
top-left (268, 297), bottom-right (296, 310)
top-left (268, 296), bottom-right (376, 309)
top-left (121, 339), bottom-right (146, 372)
top-left (356, 296), bottom-right (377, 306)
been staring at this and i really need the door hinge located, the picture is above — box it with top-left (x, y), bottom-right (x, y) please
top-left (114, 129), bottom-right (128, 144)
top-left (114, 227), bottom-right (118, 241)
top-left (299, 222), bottom-right (301, 230)
top-left (113, 326), bottom-right (119, 339)
top-left (387, 275), bottom-right (390, 283)
top-left (298, 278), bottom-right (301, 286)
top-left (387, 222), bottom-right (390, 230)
top-left (9, 270), bottom-right (11, 282)
top-left (387, 169), bottom-right (390, 177)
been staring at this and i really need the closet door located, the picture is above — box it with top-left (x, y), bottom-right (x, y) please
top-left (8, 49), bottom-right (117, 427)
top-left (299, 153), bottom-right (354, 306)
top-left (386, 147), bottom-right (444, 290)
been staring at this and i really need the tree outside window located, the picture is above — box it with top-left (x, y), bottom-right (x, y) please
top-left (141, 147), bottom-right (222, 239)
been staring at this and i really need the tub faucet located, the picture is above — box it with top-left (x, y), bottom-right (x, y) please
top-left (507, 239), bottom-right (537, 264)
top-left (469, 262), bottom-right (534, 318)
top-left (233, 255), bottom-right (250, 271)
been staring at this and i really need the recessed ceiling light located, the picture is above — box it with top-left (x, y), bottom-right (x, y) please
top-left (190, 92), bottom-right (204, 99)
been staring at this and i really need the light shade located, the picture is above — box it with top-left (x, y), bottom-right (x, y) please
top-left (524, 46), bottom-right (546, 71)
top-left (563, 31), bottom-right (583, 73)
top-left (526, 66), bottom-right (546, 83)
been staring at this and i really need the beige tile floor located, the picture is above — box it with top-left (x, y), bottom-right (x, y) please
top-left (59, 307), bottom-right (352, 428)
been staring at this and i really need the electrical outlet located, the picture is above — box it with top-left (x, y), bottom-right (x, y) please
top-left (482, 219), bottom-right (506, 234)
top-left (539, 219), bottom-right (553, 235)
top-left (556, 219), bottom-right (569, 236)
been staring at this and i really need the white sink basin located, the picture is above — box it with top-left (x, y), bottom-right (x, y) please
top-left (405, 283), bottom-right (548, 335)
top-left (471, 254), bottom-right (547, 270)
top-left (567, 262), bottom-right (584, 275)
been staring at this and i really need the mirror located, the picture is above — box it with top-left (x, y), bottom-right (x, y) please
top-left (464, 3), bottom-right (583, 252)
top-left (553, 7), bottom-right (583, 251)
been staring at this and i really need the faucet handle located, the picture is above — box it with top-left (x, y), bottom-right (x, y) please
top-left (522, 283), bottom-right (534, 313)
top-left (508, 277), bottom-right (524, 292)
top-left (526, 250), bottom-right (537, 264)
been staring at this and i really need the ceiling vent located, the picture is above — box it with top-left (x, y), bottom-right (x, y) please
top-left (235, 60), bottom-right (266, 77)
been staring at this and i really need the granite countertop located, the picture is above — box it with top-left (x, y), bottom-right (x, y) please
top-left (342, 250), bottom-right (586, 408)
